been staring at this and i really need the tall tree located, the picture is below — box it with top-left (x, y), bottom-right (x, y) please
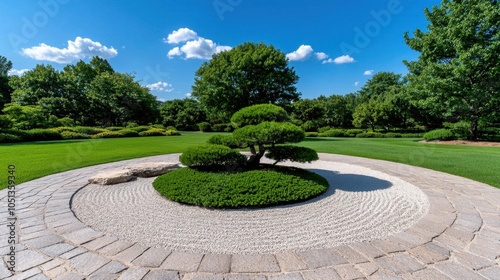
top-left (358, 72), bottom-right (402, 101)
top-left (192, 42), bottom-right (300, 122)
top-left (0, 55), bottom-right (13, 109)
top-left (404, 0), bottom-right (500, 139)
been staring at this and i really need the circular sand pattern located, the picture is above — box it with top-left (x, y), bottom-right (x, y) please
top-left (72, 160), bottom-right (429, 254)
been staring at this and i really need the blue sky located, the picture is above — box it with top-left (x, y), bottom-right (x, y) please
top-left (0, 0), bottom-right (440, 101)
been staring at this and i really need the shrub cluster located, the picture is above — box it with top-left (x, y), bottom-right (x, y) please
top-left (0, 133), bottom-right (21, 143)
top-left (60, 131), bottom-right (91, 140)
top-left (198, 122), bottom-right (211, 132)
top-left (305, 128), bottom-right (423, 139)
top-left (117, 129), bottom-right (140, 137)
top-left (139, 129), bottom-right (166, 136)
top-left (179, 144), bottom-right (247, 170)
top-left (211, 123), bottom-right (235, 132)
top-left (423, 129), bottom-right (455, 141)
top-left (207, 134), bottom-right (243, 148)
top-left (153, 166), bottom-right (328, 208)
top-left (25, 129), bottom-right (63, 141)
top-left (266, 145), bottom-right (319, 164)
top-left (92, 131), bottom-right (123, 139)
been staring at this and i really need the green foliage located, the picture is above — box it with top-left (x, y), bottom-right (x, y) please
top-left (320, 94), bottom-right (357, 128)
top-left (50, 127), bottom-right (77, 133)
top-left (355, 132), bottom-right (385, 138)
top-left (212, 123), bottom-right (235, 132)
top-left (138, 129), bottom-right (166, 136)
top-left (383, 132), bottom-right (402, 138)
top-left (318, 126), bottom-right (331, 133)
top-left (192, 42), bottom-right (300, 122)
top-left (300, 120), bottom-right (320, 132)
top-left (25, 129), bottom-right (63, 141)
top-left (266, 145), bottom-right (319, 164)
top-left (291, 99), bottom-right (325, 124)
top-left (443, 121), bottom-right (471, 140)
top-left (345, 129), bottom-right (365, 136)
top-left (321, 129), bottom-right (346, 137)
top-left (233, 122), bottom-right (305, 146)
top-left (105, 126), bottom-right (124, 131)
top-left (207, 134), bottom-right (243, 148)
top-left (0, 115), bottom-right (12, 129)
top-left (164, 130), bottom-right (181, 136)
top-left (129, 125), bottom-right (151, 132)
top-left (0, 133), bottom-right (20, 143)
top-left (153, 166), bottom-right (328, 208)
top-left (74, 126), bottom-right (107, 135)
top-left (117, 129), bottom-right (140, 137)
top-left (160, 98), bottom-right (206, 130)
top-left (125, 122), bottom-right (139, 128)
top-left (56, 117), bottom-right (75, 127)
top-left (92, 131), bottom-right (123, 139)
top-left (179, 144), bottom-right (247, 170)
top-left (198, 122), bottom-right (211, 132)
top-left (423, 129), bottom-right (455, 141)
top-left (404, 0), bottom-right (500, 139)
top-left (166, 126), bottom-right (177, 131)
top-left (231, 104), bottom-right (289, 128)
top-left (305, 132), bottom-right (319, 137)
top-left (2, 104), bottom-right (46, 130)
top-left (60, 131), bottom-right (91, 140)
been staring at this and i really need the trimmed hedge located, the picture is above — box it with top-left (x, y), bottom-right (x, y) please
top-left (320, 129), bottom-right (346, 137)
top-left (50, 127), bottom-right (78, 133)
top-left (92, 131), bottom-right (123, 139)
top-left (345, 129), bottom-right (365, 136)
top-left (212, 123), bottom-right (235, 132)
top-left (60, 131), bottom-right (91, 140)
top-left (0, 133), bottom-right (21, 143)
top-left (117, 129), bottom-right (140, 137)
top-left (207, 134), bottom-right (243, 148)
top-left (74, 126), bottom-right (107, 135)
top-left (266, 145), bottom-right (319, 164)
top-left (139, 129), bottom-right (166, 136)
top-left (153, 165), bottom-right (329, 208)
top-left (423, 129), bottom-right (455, 141)
top-left (231, 104), bottom-right (289, 127)
top-left (305, 132), bottom-right (319, 137)
top-left (25, 129), bottom-right (63, 141)
top-left (198, 122), bottom-right (211, 132)
top-left (179, 144), bottom-right (246, 170)
top-left (355, 132), bottom-right (385, 138)
top-left (105, 126), bottom-right (125, 131)
top-left (130, 126), bottom-right (152, 133)
top-left (164, 130), bottom-right (181, 136)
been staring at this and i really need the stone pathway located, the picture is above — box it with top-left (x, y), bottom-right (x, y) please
top-left (1, 153), bottom-right (499, 280)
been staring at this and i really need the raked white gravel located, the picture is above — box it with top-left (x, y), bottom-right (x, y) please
top-left (72, 159), bottom-right (429, 255)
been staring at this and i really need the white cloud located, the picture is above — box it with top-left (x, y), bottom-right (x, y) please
top-left (166, 28), bottom-right (198, 44)
top-left (167, 47), bottom-right (182, 59)
top-left (21, 37), bottom-right (118, 64)
top-left (185, 93), bottom-right (192, 98)
top-left (364, 70), bottom-right (374, 75)
top-left (8, 68), bottom-right (29, 76)
top-left (286, 45), bottom-right (314, 61)
top-left (157, 98), bottom-right (167, 102)
top-left (322, 55), bottom-right (355, 64)
top-left (355, 81), bottom-right (360, 87)
top-left (315, 52), bottom-right (328, 60)
top-left (145, 82), bottom-right (173, 92)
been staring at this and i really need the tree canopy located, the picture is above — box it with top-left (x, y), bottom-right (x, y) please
top-left (192, 42), bottom-right (300, 122)
top-left (404, 0), bottom-right (500, 139)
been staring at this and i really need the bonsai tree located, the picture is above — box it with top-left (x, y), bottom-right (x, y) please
top-left (209, 104), bottom-right (318, 169)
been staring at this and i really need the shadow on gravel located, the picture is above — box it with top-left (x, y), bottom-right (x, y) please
top-left (310, 169), bottom-right (393, 192)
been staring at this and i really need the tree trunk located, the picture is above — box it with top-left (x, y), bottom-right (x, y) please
top-left (470, 119), bottom-right (479, 140)
top-left (245, 144), bottom-right (266, 169)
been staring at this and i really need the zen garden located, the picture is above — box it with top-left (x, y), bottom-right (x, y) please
top-left (1, 0), bottom-right (499, 279)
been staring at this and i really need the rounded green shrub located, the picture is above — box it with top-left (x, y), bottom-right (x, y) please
top-left (231, 104), bottom-right (289, 127)
top-left (305, 132), bottom-right (319, 137)
top-left (117, 129), bottom-right (140, 137)
top-left (0, 115), bottom-right (13, 129)
top-left (355, 132), bottom-right (384, 138)
top-left (383, 132), bottom-right (402, 138)
top-left (301, 120), bottom-right (319, 132)
top-left (423, 129), bottom-right (455, 141)
top-left (50, 127), bottom-right (78, 133)
top-left (164, 130), bottom-right (181, 136)
top-left (130, 126), bottom-right (152, 132)
top-left (106, 126), bottom-right (125, 131)
top-left (92, 131), bottom-right (124, 139)
top-left (207, 134), bottom-right (243, 148)
top-left (56, 117), bottom-right (75, 127)
top-left (317, 126), bottom-right (331, 133)
top-left (0, 129), bottom-right (29, 141)
top-left (74, 126), bottom-right (107, 135)
top-left (0, 133), bottom-right (21, 143)
top-left (212, 123), bottom-right (235, 132)
top-left (345, 129), bottom-right (365, 137)
top-left (266, 145), bottom-right (319, 164)
top-left (321, 129), bottom-right (346, 137)
top-left (180, 144), bottom-right (247, 170)
top-left (139, 129), bottom-right (165, 136)
top-left (198, 122), bottom-right (211, 132)
top-left (25, 129), bottom-right (63, 141)
top-left (153, 166), bottom-right (329, 208)
top-left (166, 126), bottom-right (177, 131)
top-left (60, 131), bottom-right (91, 140)
top-left (401, 133), bottom-right (424, 138)
top-left (233, 122), bottom-right (305, 145)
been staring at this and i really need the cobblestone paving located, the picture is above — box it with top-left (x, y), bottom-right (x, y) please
top-left (1, 153), bottom-right (499, 280)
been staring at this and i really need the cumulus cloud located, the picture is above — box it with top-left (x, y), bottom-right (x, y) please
top-left (8, 68), bottom-right (29, 76)
top-left (165, 28), bottom-right (231, 60)
top-left (364, 70), bottom-right (374, 75)
top-left (185, 93), bottom-right (192, 98)
top-left (286, 45), bottom-right (314, 61)
top-left (166, 28), bottom-right (198, 44)
top-left (355, 81), bottom-right (360, 87)
top-left (21, 37), bottom-right (118, 64)
top-left (322, 55), bottom-right (355, 64)
top-left (315, 52), bottom-right (328, 60)
top-left (145, 82), bottom-right (173, 92)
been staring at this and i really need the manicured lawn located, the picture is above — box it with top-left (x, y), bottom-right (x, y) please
top-left (1, 133), bottom-right (499, 189)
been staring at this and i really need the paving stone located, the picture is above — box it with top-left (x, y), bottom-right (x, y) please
top-left (197, 254), bottom-right (231, 273)
top-left (143, 269), bottom-right (179, 280)
top-left (70, 251), bottom-right (111, 276)
top-left (114, 243), bottom-right (148, 263)
top-left (117, 268), bottom-right (149, 280)
top-left (98, 240), bottom-right (134, 256)
top-left (301, 267), bottom-right (341, 279)
top-left (433, 233), bottom-right (468, 251)
top-left (54, 272), bottom-right (85, 280)
top-left (59, 247), bottom-right (87, 259)
top-left (402, 268), bottom-right (452, 280)
top-left (369, 270), bottom-right (402, 279)
top-left (39, 242), bottom-right (75, 257)
top-left (454, 251), bottom-right (497, 270)
top-left (83, 235), bottom-right (118, 251)
top-left (15, 249), bottom-right (51, 271)
top-left (161, 251), bottom-right (204, 272)
top-left (45, 265), bottom-right (70, 279)
top-left (182, 273), bottom-right (224, 280)
top-left (22, 234), bottom-right (64, 249)
top-left (468, 240), bottom-right (500, 261)
top-left (275, 252), bottom-right (308, 272)
top-left (132, 247), bottom-right (171, 268)
top-left (297, 248), bottom-right (348, 269)
top-left (21, 224), bottom-right (47, 235)
top-left (267, 272), bottom-right (304, 280)
top-left (407, 243), bottom-right (450, 264)
top-left (231, 254), bottom-right (281, 273)
top-left (51, 222), bottom-right (87, 234)
top-left (478, 266), bottom-right (500, 280)
top-left (435, 262), bottom-right (486, 280)
top-left (89, 260), bottom-right (128, 279)
top-left (8, 268), bottom-right (45, 280)
top-left (355, 262), bottom-right (379, 277)
top-left (442, 227), bottom-right (475, 242)
top-left (413, 219), bottom-right (448, 236)
top-left (62, 227), bottom-right (103, 245)
top-left (25, 273), bottom-right (50, 280)
top-left (334, 245), bottom-right (369, 264)
top-left (348, 243), bottom-right (385, 259)
top-left (334, 265), bottom-right (365, 280)
top-left (370, 239), bottom-right (407, 254)
top-left (39, 258), bottom-right (65, 271)
top-left (389, 232), bottom-right (428, 248)
top-left (0, 260), bottom-right (13, 278)
top-left (224, 274), bottom-right (267, 280)
top-left (20, 229), bottom-right (53, 241)
top-left (374, 253), bottom-right (425, 276)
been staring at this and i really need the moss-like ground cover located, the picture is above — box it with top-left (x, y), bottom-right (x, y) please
top-left (152, 165), bottom-right (329, 208)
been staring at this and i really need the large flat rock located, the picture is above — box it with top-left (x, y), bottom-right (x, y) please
top-left (126, 162), bottom-right (179, 177)
top-left (88, 170), bottom-right (135, 185)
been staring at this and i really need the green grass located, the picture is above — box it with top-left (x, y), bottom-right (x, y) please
top-left (1, 133), bottom-right (499, 189)
top-left (153, 165), bottom-right (328, 208)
